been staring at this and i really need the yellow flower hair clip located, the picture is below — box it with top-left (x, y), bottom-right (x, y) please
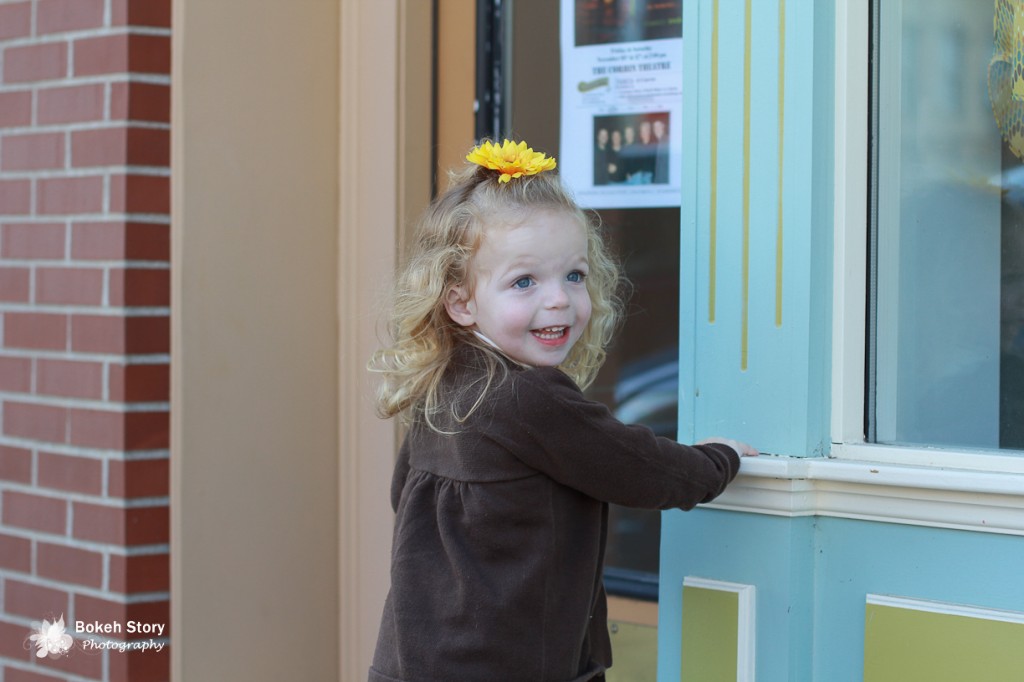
top-left (466, 139), bottom-right (557, 183)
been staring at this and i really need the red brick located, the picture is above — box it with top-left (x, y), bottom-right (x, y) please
top-left (3, 402), bottom-right (68, 444)
top-left (37, 541), bottom-right (104, 588)
top-left (1, 223), bottom-right (66, 260)
top-left (0, 532), bottom-right (31, 571)
top-left (5, 581), bottom-right (69, 623)
top-left (72, 501), bottom-right (121, 543)
top-left (0, 619), bottom-right (35, 661)
top-left (125, 222), bottom-right (170, 261)
top-left (4, 312), bottom-right (67, 350)
top-left (0, 179), bottom-right (32, 214)
top-left (4, 312), bottom-right (67, 351)
top-left (37, 0), bottom-right (105, 34)
top-left (109, 457), bottom-right (168, 498)
top-left (3, 41), bottom-right (68, 83)
top-left (124, 411), bottom-right (168, 450)
top-left (71, 221), bottom-right (125, 260)
top-left (71, 314), bottom-right (169, 354)
top-left (73, 502), bottom-right (168, 545)
top-left (71, 126), bottom-right (170, 169)
top-left (108, 640), bottom-right (171, 682)
top-left (0, 2), bottom-right (31, 40)
top-left (0, 90), bottom-right (32, 127)
top-left (109, 551), bottom-right (169, 593)
top-left (37, 83), bottom-right (105, 125)
top-left (74, 33), bottom-right (170, 77)
top-left (109, 267), bottom-right (170, 307)
top-left (110, 174), bottom-right (169, 214)
top-left (0, 356), bottom-right (31, 393)
top-left (5, 667), bottom-right (67, 682)
top-left (36, 267), bottom-right (104, 306)
top-left (109, 363), bottom-right (169, 402)
top-left (1, 132), bottom-right (65, 171)
top-left (71, 127), bottom-right (125, 167)
top-left (2, 490), bottom-right (67, 534)
top-left (67, 408), bottom-right (121, 449)
top-left (73, 33), bottom-right (128, 75)
top-left (110, 81), bottom-right (170, 123)
top-left (69, 409), bottom-right (168, 450)
top-left (0, 266), bottom-right (30, 302)
top-left (37, 358), bottom-right (104, 399)
top-left (4, 580), bottom-right (69, 620)
top-left (0, 445), bottom-right (32, 484)
top-left (112, 0), bottom-right (171, 28)
top-left (72, 220), bottom-right (173, 261)
top-left (70, 314), bottom-right (122, 353)
top-left (37, 176), bottom-right (104, 215)
top-left (125, 504), bottom-right (168, 544)
top-left (38, 451), bottom-right (103, 495)
top-left (132, 32), bottom-right (172, 75)
top-left (126, 127), bottom-right (170, 167)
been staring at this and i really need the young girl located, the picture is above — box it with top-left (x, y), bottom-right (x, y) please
top-left (369, 140), bottom-right (755, 682)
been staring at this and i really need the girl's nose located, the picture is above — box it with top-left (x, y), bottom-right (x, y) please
top-left (544, 283), bottom-right (570, 309)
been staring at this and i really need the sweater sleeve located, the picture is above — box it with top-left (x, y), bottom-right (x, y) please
top-left (491, 366), bottom-right (741, 510)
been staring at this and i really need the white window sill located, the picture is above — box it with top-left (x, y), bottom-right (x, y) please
top-left (705, 451), bottom-right (1024, 536)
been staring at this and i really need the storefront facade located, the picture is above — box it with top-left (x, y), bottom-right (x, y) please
top-left (172, 0), bottom-right (1024, 679)
top-left (3, 1), bottom-right (1018, 680)
top-left (658, 1), bottom-right (1024, 680)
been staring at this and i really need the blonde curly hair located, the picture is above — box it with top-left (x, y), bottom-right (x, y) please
top-left (370, 158), bottom-right (624, 429)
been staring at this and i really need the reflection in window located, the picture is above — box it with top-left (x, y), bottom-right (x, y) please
top-left (586, 207), bottom-right (680, 583)
top-left (870, 0), bottom-right (1024, 450)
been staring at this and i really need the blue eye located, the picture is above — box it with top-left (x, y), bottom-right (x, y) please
top-left (567, 271), bottom-right (586, 283)
top-left (513, 276), bottom-right (533, 289)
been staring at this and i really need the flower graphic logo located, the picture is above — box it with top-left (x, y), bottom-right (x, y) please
top-left (28, 615), bottom-right (73, 658)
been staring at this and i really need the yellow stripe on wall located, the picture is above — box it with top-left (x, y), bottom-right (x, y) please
top-left (741, 0), bottom-right (751, 370)
top-left (709, 0), bottom-right (720, 324)
top-left (776, 0), bottom-right (785, 328)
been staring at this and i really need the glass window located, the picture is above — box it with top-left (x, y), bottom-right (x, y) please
top-left (869, 0), bottom-right (1024, 451)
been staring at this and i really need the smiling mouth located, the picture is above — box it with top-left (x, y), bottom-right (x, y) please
top-left (532, 326), bottom-right (568, 341)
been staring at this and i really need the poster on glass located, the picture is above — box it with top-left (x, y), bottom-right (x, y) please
top-left (559, 0), bottom-right (683, 209)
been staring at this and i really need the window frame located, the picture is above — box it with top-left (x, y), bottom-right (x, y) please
top-left (830, 0), bottom-right (1024, 475)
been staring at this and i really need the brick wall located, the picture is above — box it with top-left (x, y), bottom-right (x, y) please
top-left (0, 1), bottom-right (171, 680)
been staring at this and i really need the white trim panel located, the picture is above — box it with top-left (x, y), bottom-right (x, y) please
top-left (705, 456), bottom-right (1024, 536)
top-left (867, 594), bottom-right (1024, 625)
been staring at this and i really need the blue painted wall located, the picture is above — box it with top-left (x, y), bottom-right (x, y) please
top-left (678, 0), bottom-right (833, 457)
top-left (659, 509), bottom-right (815, 682)
top-left (659, 509), bottom-right (1024, 681)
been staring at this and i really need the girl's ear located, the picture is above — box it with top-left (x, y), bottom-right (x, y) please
top-left (444, 286), bottom-right (476, 327)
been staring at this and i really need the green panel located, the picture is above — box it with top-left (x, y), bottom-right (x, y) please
top-left (680, 585), bottom-right (738, 682)
top-left (606, 620), bottom-right (657, 682)
top-left (864, 603), bottom-right (1024, 682)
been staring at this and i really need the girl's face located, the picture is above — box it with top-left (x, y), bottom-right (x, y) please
top-left (445, 210), bottom-right (593, 368)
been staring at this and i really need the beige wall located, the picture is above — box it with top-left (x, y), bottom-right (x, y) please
top-left (436, 0), bottom-right (477, 187)
top-left (172, 1), bottom-right (426, 680)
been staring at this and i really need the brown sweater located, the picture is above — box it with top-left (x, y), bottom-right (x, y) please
top-left (369, 346), bottom-right (741, 682)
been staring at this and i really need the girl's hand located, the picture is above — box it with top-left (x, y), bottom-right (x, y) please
top-left (697, 437), bottom-right (759, 457)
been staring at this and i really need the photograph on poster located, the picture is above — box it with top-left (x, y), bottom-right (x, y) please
top-left (560, 0), bottom-right (683, 208)
top-left (574, 0), bottom-right (683, 47)
top-left (593, 112), bottom-right (670, 186)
